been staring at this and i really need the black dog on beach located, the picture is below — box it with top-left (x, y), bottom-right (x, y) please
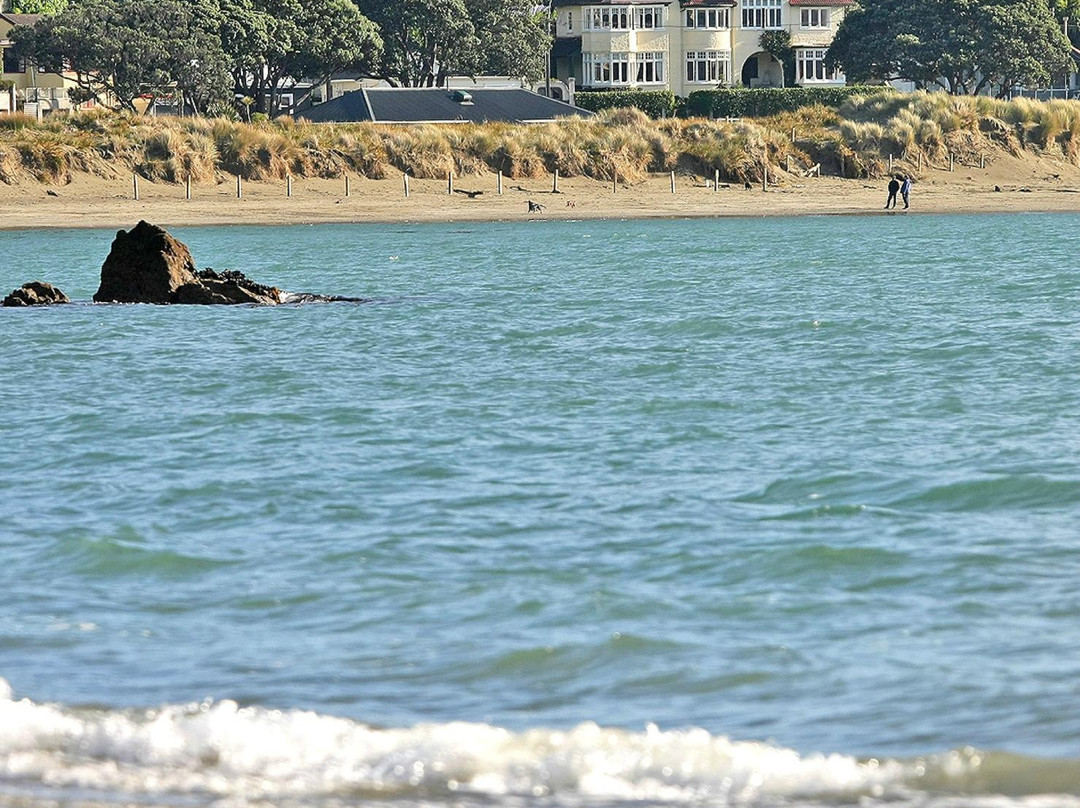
top-left (527, 200), bottom-right (545, 213)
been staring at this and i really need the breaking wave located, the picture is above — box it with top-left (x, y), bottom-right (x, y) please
top-left (1, 679), bottom-right (1078, 808)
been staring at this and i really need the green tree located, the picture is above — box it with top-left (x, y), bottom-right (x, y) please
top-left (759, 29), bottom-right (794, 87)
top-left (9, 0), bottom-right (67, 14)
top-left (469, 0), bottom-right (552, 84)
top-left (216, 0), bottom-right (380, 114)
top-left (357, 0), bottom-right (479, 86)
top-left (12, 0), bottom-right (231, 112)
top-left (827, 0), bottom-right (1072, 96)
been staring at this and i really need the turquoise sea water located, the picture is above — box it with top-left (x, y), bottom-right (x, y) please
top-left (2, 213), bottom-right (1080, 807)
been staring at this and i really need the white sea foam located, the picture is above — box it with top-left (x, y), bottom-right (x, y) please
top-left (0, 679), bottom-right (1077, 808)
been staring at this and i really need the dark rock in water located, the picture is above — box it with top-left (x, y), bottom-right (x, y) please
top-left (175, 268), bottom-right (281, 305)
top-left (92, 220), bottom-right (359, 305)
top-left (94, 220), bottom-right (199, 303)
top-left (3, 281), bottom-right (70, 307)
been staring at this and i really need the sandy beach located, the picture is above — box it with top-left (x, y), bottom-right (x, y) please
top-left (3, 147), bottom-right (1080, 230)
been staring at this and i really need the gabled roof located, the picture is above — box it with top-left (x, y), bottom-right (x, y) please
top-left (298, 87), bottom-right (591, 125)
top-left (0, 12), bottom-right (42, 26)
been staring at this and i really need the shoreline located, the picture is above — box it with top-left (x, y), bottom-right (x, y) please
top-left (2, 153), bottom-right (1080, 230)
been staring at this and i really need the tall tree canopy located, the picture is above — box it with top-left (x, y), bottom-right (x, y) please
top-left (11, 0), bottom-right (380, 115)
top-left (12, 0), bottom-right (231, 113)
top-left (357, 0), bottom-right (479, 86)
top-left (827, 0), bottom-right (1073, 96)
top-left (469, 0), bottom-right (552, 84)
top-left (217, 0), bottom-right (381, 114)
top-left (9, 0), bottom-right (67, 13)
top-left (357, 0), bottom-right (551, 87)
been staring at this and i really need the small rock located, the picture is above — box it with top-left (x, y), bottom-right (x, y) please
top-left (2, 281), bottom-right (70, 307)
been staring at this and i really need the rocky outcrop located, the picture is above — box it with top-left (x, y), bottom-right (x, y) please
top-left (2, 281), bottom-right (70, 307)
top-left (174, 269), bottom-right (281, 305)
top-left (93, 221), bottom-right (283, 305)
top-left (94, 220), bottom-right (199, 303)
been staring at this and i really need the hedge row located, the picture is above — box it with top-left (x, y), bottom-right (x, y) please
top-left (575, 90), bottom-right (677, 118)
top-left (683, 86), bottom-right (895, 118)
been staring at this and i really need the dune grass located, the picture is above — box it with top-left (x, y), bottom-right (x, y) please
top-left (2, 91), bottom-right (1080, 187)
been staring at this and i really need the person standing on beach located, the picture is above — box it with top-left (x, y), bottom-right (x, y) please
top-left (900, 176), bottom-right (912, 209)
top-left (886, 176), bottom-right (900, 209)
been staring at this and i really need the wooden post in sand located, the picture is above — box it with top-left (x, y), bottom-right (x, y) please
top-left (553, 169), bottom-right (559, 193)
top-left (185, 174), bottom-right (191, 201)
top-left (791, 127), bottom-right (796, 142)
top-left (980, 153), bottom-right (986, 170)
top-left (949, 152), bottom-right (954, 172)
top-left (497, 170), bottom-right (503, 195)
top-left (344, 175), bottom-right (350, 197)
top-left (612, 165), bottom-right (617, 194)
top-left (713, 168), bottom-right (719, 193)
top-left (918, 152), bottom-right (923, 172)
top-left (286, 174), bottom-right (292, 198)
top-left (762, 160), bottom-right (767, 191)
top-left (403, 173), bottom-right (410, 198)
top-left (670, 170), bottom-right (676, 194)
top-left (889, 154), bottom-right (894, 171)
top-left (236, 174), bottom-right (242, 199)
top-left (447, 171), bottom-right (453, 195)
top-left (132, 173), bottom-right (139, 200)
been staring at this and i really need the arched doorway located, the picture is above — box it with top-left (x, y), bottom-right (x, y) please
top-left (740, 52), bottom-right (785, 88)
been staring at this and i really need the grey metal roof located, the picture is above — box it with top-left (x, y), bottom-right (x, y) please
top-left (298, 87), bottom-right (591, 124)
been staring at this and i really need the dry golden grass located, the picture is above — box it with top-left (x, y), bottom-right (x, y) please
top-left (3, 92), bottom-right (1080, 187)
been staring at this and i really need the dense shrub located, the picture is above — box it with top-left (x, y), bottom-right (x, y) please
top-left (575, 90), bottom-right (677, 119)
top-left (684, 86), bottom-right (894, 119)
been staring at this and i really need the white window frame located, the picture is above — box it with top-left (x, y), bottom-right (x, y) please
top-left (685, 8), bottom-right (730, 29)
top-left (796, 48), bottom-right (837, 82)
top-left (741, 0), bottom-right (782, 29)
top-left (685, 50), bottom-right (730, 84)
top-left (800, 7), bottom-right (830, 29)
top-left (635, 51), bottom-right (665, 83)
top-left (584, 6), bottom-right (631, 31)
top-left (633, 5), bottom-right (665, 29)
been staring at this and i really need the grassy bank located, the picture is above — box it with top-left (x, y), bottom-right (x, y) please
top-left (2, 92), bottom-right (1080, 187)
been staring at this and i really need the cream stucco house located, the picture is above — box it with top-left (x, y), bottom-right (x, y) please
top-left (551, 0), bottom-right (853, 98)
top-left (0, 13), bottom-right (83, 115)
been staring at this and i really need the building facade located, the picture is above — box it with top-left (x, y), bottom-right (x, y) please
top-left (551, 0), bottom-right (853, 98)
top-left (0, 13), bottom-right (82, 116)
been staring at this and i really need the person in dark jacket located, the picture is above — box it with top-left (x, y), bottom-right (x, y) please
top-left (885, 176), bottom-right (900, 209)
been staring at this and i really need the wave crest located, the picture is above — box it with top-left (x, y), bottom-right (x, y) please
top-left (0, 681), bottom-right (1077, 807)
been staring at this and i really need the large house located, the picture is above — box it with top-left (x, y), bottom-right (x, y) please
top-left (550, 0), bottom-right (853, 98)
top-left (0, 12), bottom-right (81, 115)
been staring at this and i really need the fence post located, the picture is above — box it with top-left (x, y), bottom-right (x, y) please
top-left (889, 154), bottom-right (894, 171)
top-left (236, 174), bottom-right (242, 199)
top-left (497, 170), bottom-right (503, 195)
top-left (286, 174), bottom-right (292, 198)
top-left (345, 175), bottom-right (350, 197)
top-left (185, 174), bottom-right (191, 201)
top-left (980, 153), bottom-right (986, 169)
top-left (714, 168), bottom-right (719, 193)
top-left (403, 173), bottom-right (410, 198)
top-left (612, 164), bottom-right (617, 194)
top-left (762, 161), bottom-right (767, 191)
top-left (447, 171), bottom-right (453, 195)
top-left (670, 170), bottom-right (676, 194)
top-left (553, 169), bottom-right (559, 193)
top-left (949, 153), bottom-right (954, 172)
top-left (132, 173), bottom-right (139, 201)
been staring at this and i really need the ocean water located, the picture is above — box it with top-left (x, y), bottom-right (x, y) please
top-left (2, 212), bottom-right (1080, 808)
